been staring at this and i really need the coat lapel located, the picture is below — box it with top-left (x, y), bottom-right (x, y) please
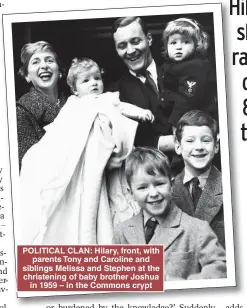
top-left (172, 170), bottom-right (194, 215)
top-left (150, 203), bottom-right (184, 251)
top-left (124, 204), bottom-right (184, 249)
top-left (124, 211), bottom-right (146, 244)
top-left (122, 74), bottom-right (151, 109)
top-left (195, 166), bottom-right (222, 223)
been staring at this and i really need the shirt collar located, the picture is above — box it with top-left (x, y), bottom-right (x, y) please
top-left (146, 59), bottom-right (158, 82)
top-left (183, 166), bottom-right (211, 190)
top-left (129, 59), bottom-right (157, 85)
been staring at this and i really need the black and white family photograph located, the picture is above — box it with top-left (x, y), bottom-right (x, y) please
top-left (2, 3), bottom-right (235, 291)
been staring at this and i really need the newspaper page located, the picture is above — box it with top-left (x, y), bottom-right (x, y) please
top-left (0, 0), bottom-right (245, 306)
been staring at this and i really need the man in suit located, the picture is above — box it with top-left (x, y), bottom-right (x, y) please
top-left (172, 110), bottom-right (225, 247)
top-left (113, 147), bottom-right (226, 280)
top-left (112, 16), bottom-right (174, 152)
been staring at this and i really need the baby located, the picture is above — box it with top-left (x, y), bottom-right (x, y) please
top-left (67, 57), bottom-right (154, 122)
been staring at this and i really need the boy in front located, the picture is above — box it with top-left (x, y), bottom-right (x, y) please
top-left (113, 147), bottom-right (226, 280)
top-left (172, 110), bottom-right (225, 248)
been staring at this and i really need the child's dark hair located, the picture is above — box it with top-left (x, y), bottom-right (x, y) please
top-left (125, 147), bottom-right (171, 188)
top-left (175, 110), bottom-right (219, 142)
top-left (161, 18), bottom-right (210, 59)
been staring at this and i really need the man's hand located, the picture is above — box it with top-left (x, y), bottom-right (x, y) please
top-left (140, 109), bottom-right (155, 123)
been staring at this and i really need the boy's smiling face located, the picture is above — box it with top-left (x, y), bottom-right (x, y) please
top-left (129, 167), bottom-right (172, 218)
top-left (175, 125), bottom-right (219, 174)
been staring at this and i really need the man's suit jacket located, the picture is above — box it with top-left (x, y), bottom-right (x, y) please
top-left (172, 166), bottom-right (225, 248)
top-left (110, 71), bottom-right (172, 147)
top-left (113, 203), bottom-right (226, 281)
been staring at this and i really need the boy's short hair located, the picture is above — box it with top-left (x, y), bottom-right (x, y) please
top-left (125, 147), bottom-right (171, 188)
top-left (175, 110), bottom-right (219, 142)
top-left (67, 57), bottom-right (100, 93)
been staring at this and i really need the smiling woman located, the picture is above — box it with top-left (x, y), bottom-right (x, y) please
top-left (16, 41), bottom-right (67, 169)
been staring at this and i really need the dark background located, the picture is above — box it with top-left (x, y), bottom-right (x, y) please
top-left (11, 12), bottom-right (215, 100)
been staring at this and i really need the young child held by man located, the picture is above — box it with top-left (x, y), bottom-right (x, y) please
top-left (172, 110), bottom-right (225, 248)
top-left (160, 18), bottom-right (218, 128)
top-left (113, 146), bottom-right (226, 281)
top-left (66, 57), bottom-right (154, 122)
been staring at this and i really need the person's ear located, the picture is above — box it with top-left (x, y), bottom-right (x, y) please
top-left (72, 87), bottom-right (78, 96)
top-left (174, 140), bottom-right (182, 155)
top-left (25, 76), bottom-right (31, 83)
top-left (147, 33), bottom-right (152, 47)
top-left (127, 186), bottom-right (134, 198)
top-left (215, 134), bottom-right (220, 154)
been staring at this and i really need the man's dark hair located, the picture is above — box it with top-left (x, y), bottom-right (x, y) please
top-left (112, 16), bottom-right (148, 35)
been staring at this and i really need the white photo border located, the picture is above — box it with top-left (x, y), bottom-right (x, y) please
top-left (2, 2), bottom-right (236, 297)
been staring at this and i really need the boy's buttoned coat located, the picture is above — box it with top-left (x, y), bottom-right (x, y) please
top-left (113, 203), bottom-right (226, 280)
top-left (172, 166), bottom-right (225, 248)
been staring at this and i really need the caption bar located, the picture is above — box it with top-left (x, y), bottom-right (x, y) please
top-left (17, 245), bottom-right (164, 292)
